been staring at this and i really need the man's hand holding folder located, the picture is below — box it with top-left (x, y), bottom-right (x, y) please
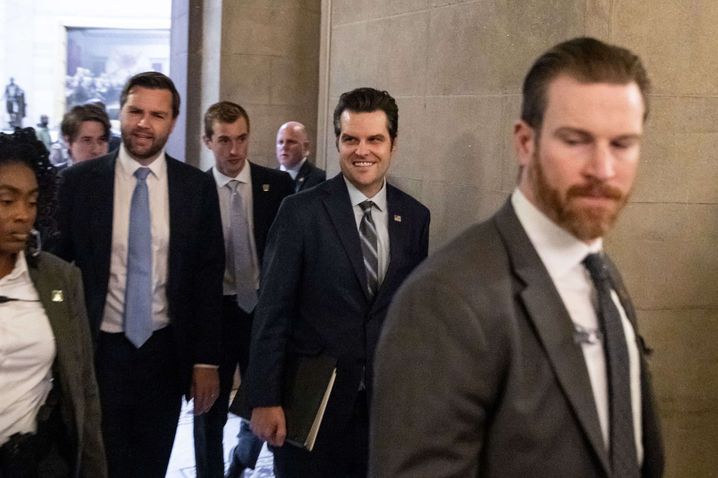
top-left (251, 406), bottom-right (287, 447)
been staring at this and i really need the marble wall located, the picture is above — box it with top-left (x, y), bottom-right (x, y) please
top-left (319, 0), bottom-right (718, 475)
top-left (176, 0), bottom-right (322, 170)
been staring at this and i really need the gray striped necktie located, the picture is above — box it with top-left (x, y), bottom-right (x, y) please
top-left (359, 200), bottom-right (379, 298)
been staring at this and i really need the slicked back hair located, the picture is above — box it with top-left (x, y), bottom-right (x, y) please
top-left (521, 37), bottom-right (650, 131)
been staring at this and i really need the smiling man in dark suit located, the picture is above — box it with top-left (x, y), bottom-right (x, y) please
top-left (370, 37), bottom-right (664, 478)
top-left (246, 87), bottom-right (430, 477)
top-left (193, 100), bottom-right (293, 478)
top-left (55, 71), bottom-right (225, 478)
top-left (275, 121), bottom-right (325, 192)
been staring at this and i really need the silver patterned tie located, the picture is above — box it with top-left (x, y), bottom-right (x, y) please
top-left (359, 200), bottom-right (379, 298)
top-left (228, 180), bottom-right (257, 312)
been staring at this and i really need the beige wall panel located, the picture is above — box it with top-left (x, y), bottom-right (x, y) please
top-left (608, 203), bottom-right (718, 309)
top-left (422, 181), bottom-right (506, 247)
top-left (639, 308), bottom-right (718, 476)
top-left (584, 0), bottom-right (611, 38)
top-left (613, 0), bottom-right (718, 96)
top-left (419, 96), bottom-right (505, 189)
top-left (331, 0), bottom-right (386, 25)
top-left (220, 54), bottom-right (273, 104)
top-left (329, 22), bottom-right (383, 93)
top-left (425, 1), bottom-right (584, 96)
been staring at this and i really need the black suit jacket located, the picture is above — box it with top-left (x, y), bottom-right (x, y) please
top-left (55, 151), bottom-right (225, 391)
top-left (246, 173), bottom-right (430, 445)
top-left (370, 200), bottom-right (664, 478)
top-left (207, 162), bottom-right (293, 264)
top-left (290, 160), bottom-right (326, 192)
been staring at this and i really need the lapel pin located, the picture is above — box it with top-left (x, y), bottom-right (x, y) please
top-left (51, 290), bottom-right (64, 303)
top-left (298, 177), bottom-right (305, 183)
top-left (393, 215), bottom-right (402, 222)
top-left (262, 184), bottom-right (270, 192)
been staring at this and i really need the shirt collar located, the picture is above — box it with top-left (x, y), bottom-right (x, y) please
top-left (279, 158), bottom-right (307, 175)
top-left (0, 250), bottom-right (30, 284)
top-left (118, 143), bottom-right (167, 179)
top-left (213, 161), bottom-right (252, 188)
top-left (511, 188), bottom-right (602, 280)
top-left (343, 176), bottom-right (387, 212)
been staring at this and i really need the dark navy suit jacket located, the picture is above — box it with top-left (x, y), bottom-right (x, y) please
top-left (55, 150), bottom-right (225, 392)
top-left (246, 173), bottom-right (430, 448)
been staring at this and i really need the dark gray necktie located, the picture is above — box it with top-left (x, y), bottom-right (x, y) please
top-left (359, 200), bottom-right (379, 298)
top-left (228, 180), bottom-right (257, 312)
top-left (583, 253), bottom-right (639, 478)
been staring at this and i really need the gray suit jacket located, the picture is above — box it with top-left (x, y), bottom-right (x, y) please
top-left (370, 201), bottom-right (663, 478)
top-left (28, 252), bottom-right (107, 478)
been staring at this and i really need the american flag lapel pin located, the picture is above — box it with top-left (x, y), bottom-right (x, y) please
top-left (393, 214), bottom-right (402, 222)
top-left (51, 290), bottom-right (64, 302)
top-left (262, 184), bottom-right (270, 192)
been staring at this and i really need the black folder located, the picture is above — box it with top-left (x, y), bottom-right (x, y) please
top-left (229, 354), bottom-right (337, 451)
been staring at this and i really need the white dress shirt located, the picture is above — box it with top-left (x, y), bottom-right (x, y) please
top-left (279, 158), bottom-right (307, 180)
top-left (0, 251), bottom-right (55, 445)
top-left (344, 177), bottom-right (390, 285)
top-left (102, 145), bottom-right (170, 333)
top-left (212, 164), bottom-right (259, 295)
top-left (512, 189), bottom-right (643, 462)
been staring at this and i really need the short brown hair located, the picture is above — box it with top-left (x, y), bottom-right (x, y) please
top-left (203, 101), bottom-right (250, 139)
top-left (61, 103), bottom-right (111, 144)
top-left (120, 71), bottom-right (180, 118)
top-left (521, 37), bottom-right (650, 130)
top-left (333, 87), bottom-right (398, 144)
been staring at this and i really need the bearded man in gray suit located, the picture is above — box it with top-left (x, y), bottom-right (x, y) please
top-left (370, 37), bottom-right (664, 478)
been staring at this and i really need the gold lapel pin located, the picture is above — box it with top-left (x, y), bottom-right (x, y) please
top-left (262, 184), bottom-right (270, 192)
top-left (393, 215), bottom-right (402, 222)
top-left (51, 290), bottom-right (64, 303)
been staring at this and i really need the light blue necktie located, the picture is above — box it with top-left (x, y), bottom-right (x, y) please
top-left (125, 167), bottom-right (153, 348)
top-left (228, 180), bottom-right (257, 312)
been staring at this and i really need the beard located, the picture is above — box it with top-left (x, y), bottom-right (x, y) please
top-left (529, 151), bottom-right (630, 241)
top-left (121, 126), bottom-right (169, 161)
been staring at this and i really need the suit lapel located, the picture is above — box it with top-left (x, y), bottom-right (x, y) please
top-left (373, 184), bottom-right (405, 309)
top-left (249, 162), bottom-right (269, 243)
top-left (27, 256), bottom-right (80, 436)
top-left (495, 201), bottom-right (611, 476)
top-left (89, 154), bottom-right (116, 293)
top-left (295, 161), bottom-right (310, 191)
top-left (167, 157), bottom-right (185, 292)
top-left (321, 175), bottom-right (370, 301)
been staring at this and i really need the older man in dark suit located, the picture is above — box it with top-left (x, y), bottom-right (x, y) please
top-left (247, 87), bottom-right (430, 478)
top-left (370, 37), bottom-right (664, 478)
top-left (275, 121), bottom-right (325, 192)
top-left (55, 72), bottom-right (224, 478)
top-left (192, 100), bottom-right (293, 478)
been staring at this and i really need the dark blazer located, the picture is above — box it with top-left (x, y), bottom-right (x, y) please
top-left (54, 151), bottom-right (225, 390)
top-left (28, 252), bottom-right (107, 478)
top-left (209, 162), bottom-right (294, 265)
top-left (290, 160), bottom-right (326, 192)
top-left (246, 173), bottom-right (430, 445)
top-left (369, 200), bottom-right (664, 478)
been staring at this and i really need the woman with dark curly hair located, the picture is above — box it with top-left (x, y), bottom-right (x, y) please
top-left (0, 128), bottom-right (106, 477)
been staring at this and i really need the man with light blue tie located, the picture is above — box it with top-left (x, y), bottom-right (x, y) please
top-left (55, 72), bottom-right (225, 478)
